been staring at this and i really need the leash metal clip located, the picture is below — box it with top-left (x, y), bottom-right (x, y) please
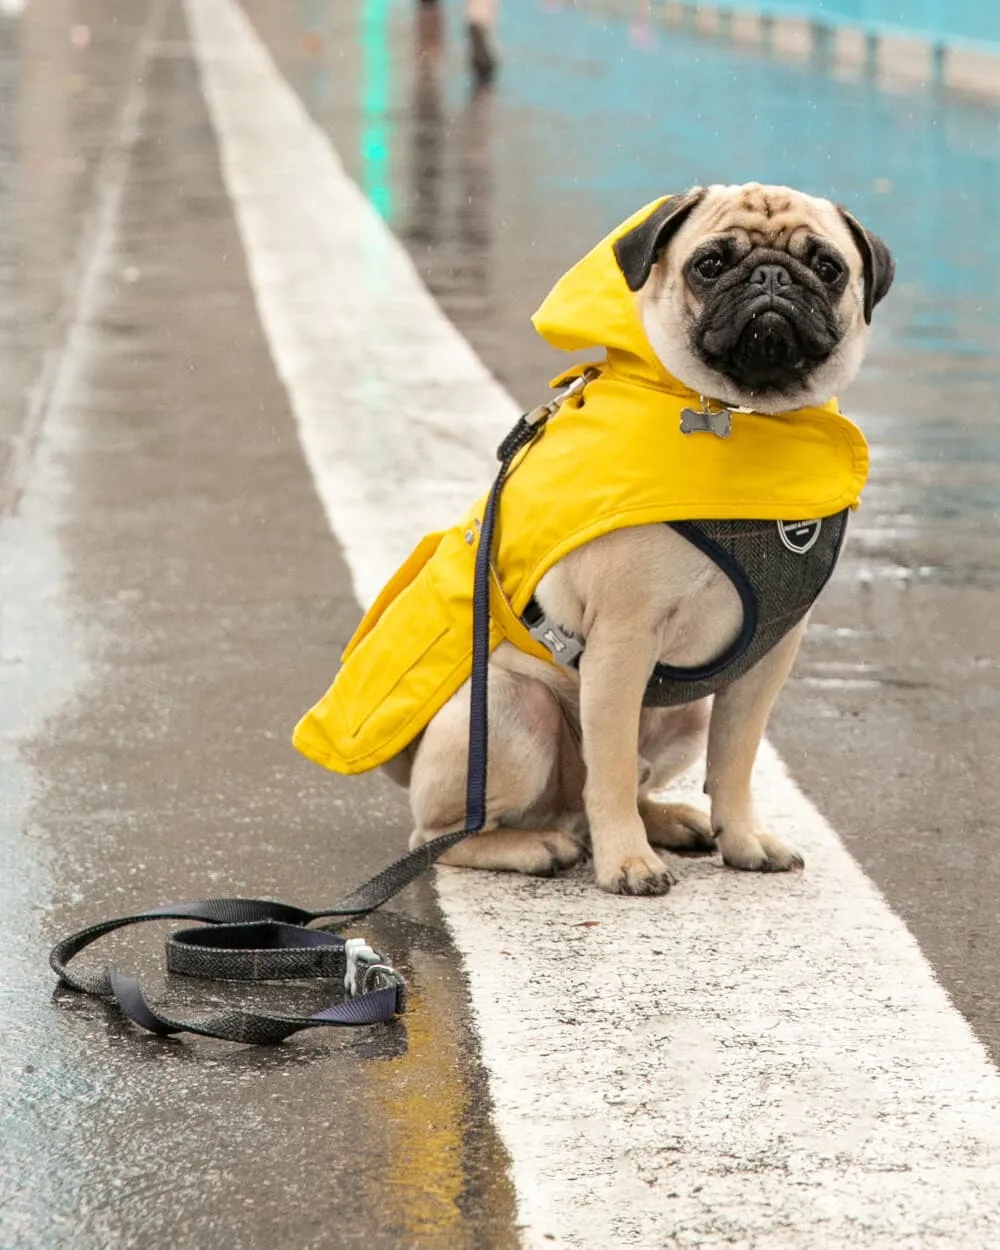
top-left (343, 938), bottom-right (406, 1010)
top-left (524, 367), bottom-right (599, 427)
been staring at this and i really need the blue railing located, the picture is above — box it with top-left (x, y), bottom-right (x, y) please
top-left (702, 0), bottom-right (1000, 51)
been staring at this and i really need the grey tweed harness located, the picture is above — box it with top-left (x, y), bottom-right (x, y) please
top-left (522, 510), bottom-right (849, 705)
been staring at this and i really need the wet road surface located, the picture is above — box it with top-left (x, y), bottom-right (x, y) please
top-left (3, 0), bottom-right (1000, 1246)
top-left (1, 3), bottom-right (515, 1246)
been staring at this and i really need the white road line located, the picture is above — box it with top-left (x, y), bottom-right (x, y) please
top-left (187, 2), bottom-right (1000, 1245)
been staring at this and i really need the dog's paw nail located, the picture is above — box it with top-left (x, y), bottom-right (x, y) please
top-left (540, 836), bottom-right (586, 873)
top-left (722, 836), bottom-right (803, 873)
top-left (600, 855), bottom-right (676, 897)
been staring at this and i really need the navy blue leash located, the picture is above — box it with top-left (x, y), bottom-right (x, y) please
top-left (49, 408), bottom-right (550, 1045)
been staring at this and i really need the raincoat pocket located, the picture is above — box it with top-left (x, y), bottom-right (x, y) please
top-left (335, 571), bottom-right (450, 739)
top-left (341, 530), bottom-right (446, 663)
top-left (292, 526), bottom-right (473, 774)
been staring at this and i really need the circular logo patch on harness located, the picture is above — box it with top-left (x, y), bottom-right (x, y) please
top-left (777, 518), bottom-right (822, 554)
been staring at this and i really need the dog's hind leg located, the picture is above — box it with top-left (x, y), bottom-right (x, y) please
top-left (408, 665), bottom-right (585, 875)
top-left (638, 700), bottom-right (716, 853)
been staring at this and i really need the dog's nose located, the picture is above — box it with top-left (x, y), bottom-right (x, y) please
top-left (749, 263), bottom-right (791, 294)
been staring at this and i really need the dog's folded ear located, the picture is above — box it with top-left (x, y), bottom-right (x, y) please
top-left (613, 189), bottom-right (707, 292)
top-left (837, 207), bottom-right (895, 323)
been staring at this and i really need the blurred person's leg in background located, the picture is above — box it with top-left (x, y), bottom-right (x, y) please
top-left (419, 0), bottom-right (498, 85)
top-left (466, 0), bottom-right (498, 83)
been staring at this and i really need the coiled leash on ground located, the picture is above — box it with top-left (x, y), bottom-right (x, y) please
top-left (50, 375), bottom-right (591, 1045)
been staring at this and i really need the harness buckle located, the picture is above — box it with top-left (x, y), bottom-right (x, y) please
top-left (527, 617), bottom-right (584, 668)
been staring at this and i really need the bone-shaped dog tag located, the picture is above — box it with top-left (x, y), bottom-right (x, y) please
top-left (679, 406), bottom-right (733, 438)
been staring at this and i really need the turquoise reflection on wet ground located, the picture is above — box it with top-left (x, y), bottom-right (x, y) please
top-left (361, 0), bottom-right (394, 221)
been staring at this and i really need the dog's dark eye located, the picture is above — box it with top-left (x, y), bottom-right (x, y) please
top-left (694, 253), bottom-right (725, 280)
top-left (812, 253), bottom-right (844, 284)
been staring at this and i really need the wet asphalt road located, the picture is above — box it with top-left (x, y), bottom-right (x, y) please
top-left (2, 0), bottom-right (1000, 1246)
top-left (1, 3), bottom-right (515, 1246)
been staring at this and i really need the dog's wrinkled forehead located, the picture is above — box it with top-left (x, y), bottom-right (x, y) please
top-left (613, 183), bottom-right (866, 295)
top-left (677, 183), bottom-right (857, 264)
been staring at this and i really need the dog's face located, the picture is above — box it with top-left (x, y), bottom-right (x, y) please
top-left (614, 183), bottom-right (894, 414)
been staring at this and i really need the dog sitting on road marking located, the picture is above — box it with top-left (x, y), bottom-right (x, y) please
top-left (295, 184), bottom-right (893, 896)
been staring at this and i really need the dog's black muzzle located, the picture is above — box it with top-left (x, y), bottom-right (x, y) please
top-left (695, 250), bottom-right (841, 394)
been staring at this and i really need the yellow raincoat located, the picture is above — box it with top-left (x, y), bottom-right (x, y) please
top-left (293, 197), bottom-right (869, 775)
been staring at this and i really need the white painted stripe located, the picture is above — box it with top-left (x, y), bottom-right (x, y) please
top-left (185, 0), bottom-right (516, 608)
top-left (187, 2), bottom-right (1000, 1245)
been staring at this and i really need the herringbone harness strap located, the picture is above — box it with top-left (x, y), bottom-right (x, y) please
top-left (522, 512), bottom-right (849, 705)
top-left (643, 513), bottom-right (848, 706)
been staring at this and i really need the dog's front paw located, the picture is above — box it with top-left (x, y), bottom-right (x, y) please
top-left (718, 828), bottom-right (804, 873)
top-left (596, 849), bottom-right (677, 896)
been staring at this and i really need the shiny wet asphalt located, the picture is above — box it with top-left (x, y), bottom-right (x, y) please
top-left (2, 1), bottom-right (1000, 1247)
top-left (1, 3), bottom-right (514, 1247)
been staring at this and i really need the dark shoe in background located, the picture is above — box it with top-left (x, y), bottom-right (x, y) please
top-left (468, 19), bottom-right (498, 84)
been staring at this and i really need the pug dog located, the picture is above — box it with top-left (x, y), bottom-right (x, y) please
top-left (625, 184), bottom-right (891, 414)
top-left (393, 183), bottom-right (893, 896)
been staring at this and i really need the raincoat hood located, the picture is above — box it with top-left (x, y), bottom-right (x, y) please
top-left (532, 195), bottom-right (695, 390)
